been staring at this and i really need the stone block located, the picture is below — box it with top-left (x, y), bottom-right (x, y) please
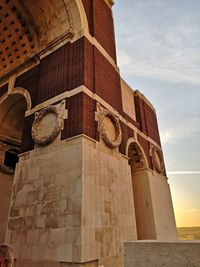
top-left (24, 216), bottom-right (34, 230)
top-left (8, 217), bottom-right (24, 230)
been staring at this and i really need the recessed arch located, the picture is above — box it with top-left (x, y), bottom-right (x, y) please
top-left (0, 87), bottom-right (31, 111)
top-left (0, 91), bottom-right (28, 242)
top-left (127, 139), bottom-right (156, 240)
top-left (0, 93), bottom-right (27, 145)
top-left (126, 137), bottom-right (149, 169)
top-left (12, 87), bottom-right (32, 111)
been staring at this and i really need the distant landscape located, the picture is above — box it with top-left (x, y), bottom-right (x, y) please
top-left (177, 227), bottom-right (200, 240)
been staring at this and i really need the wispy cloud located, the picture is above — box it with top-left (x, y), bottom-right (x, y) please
top-left (160, 118), bottom-right (200, 144)
top-left (117, 50), bottom-right (132, 66)
top-left (168, 171), bottom-right (200, 175)
top-left (115, 1), bottom-right (200, 85)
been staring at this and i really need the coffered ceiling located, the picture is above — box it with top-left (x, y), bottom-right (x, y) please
top-left (0, 0), bottom-right (75, 79)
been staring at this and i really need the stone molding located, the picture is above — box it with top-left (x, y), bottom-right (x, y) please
top-left (32, 103), bottom-right (65, 146)
top-left (98, 106), bottom-right (122, 148)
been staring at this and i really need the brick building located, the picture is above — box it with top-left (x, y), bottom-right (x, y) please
top-left (0, 1), bottom-right (177, 266)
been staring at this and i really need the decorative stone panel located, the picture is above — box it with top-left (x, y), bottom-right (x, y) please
top-left (32, 102), bottom-right (65, 146)
top-left (98, 106), bottom-right (122, 148)
top-left (151, 146), bottom-right (164, 174)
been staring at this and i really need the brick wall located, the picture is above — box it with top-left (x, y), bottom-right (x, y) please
top-left (84, 37), bottom-right (95, 91)
top-left (134, 94), bottom-right (161, 145)
top-left (20, 115), bottom-right (35, 153)
top-left (82, 93), bottom-right (97, 139)
top-left (137, 134), bottom-right (153, 169)
top-left (37, 40), bottom-right (84, 104)
top-left (134, 94), bottom-right (147, 135)
top-left (82, 0), bottom-right (116, 61)
top-left (94, 47), bottom-right (122, 112)
top-left (15, 39), bottom-right (85, 107)
top-left (144, 103), bottom-right (161, 145)
top-left (119, 122), bottom-right (134, 155)
top-left (61, 92), bottom-right (97, 141)
top-left (81, 0), bottom-right (93, 33)
top-left (15, 66), bottom-right (39, 107)
top-left (62, 93), bottom-right (83, 140)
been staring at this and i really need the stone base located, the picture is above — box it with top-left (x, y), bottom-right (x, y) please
top-left (124, 241), bottom-right (200, 267)
top-left (5, 136), bottom-right (137, 267)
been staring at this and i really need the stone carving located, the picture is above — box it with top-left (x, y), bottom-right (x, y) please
top-left (152, 146), bottom-right (164, 174)
top-left (0, 142), bottom-right (19, 175)
top-left (32, 103), bottom-right (64, 146)
top-left (98, 107), bottom-right (122, 148)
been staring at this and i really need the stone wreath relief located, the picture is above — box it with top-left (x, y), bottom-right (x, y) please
top-left (98, 107), bottom-right (122, 148)
top-left (152, 146), bottom-right (164, 174)
top-left (32, 104), bottom-right (64, 146)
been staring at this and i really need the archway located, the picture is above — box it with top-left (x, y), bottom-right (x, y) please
top-left (0, 93), bottom-right (27, 242)
top-left (128, 141), bottom-right (156, 240)
top-left (0, 0), bottom-right (88, 78)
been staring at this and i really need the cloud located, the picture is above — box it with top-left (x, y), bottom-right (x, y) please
top-left (115, 1), bottom-right (200, 85)
top-left (160, 118), bottom-right (200, 144)
top-left (117, 50), bottom-right (132, 66)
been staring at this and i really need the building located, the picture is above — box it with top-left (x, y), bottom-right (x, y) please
top-left (0, 1), bottom-right (177, 266)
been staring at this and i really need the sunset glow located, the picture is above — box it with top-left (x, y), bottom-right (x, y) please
top-left (114, 0), bottom-right (200, 229)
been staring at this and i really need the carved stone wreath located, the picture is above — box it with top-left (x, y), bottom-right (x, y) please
top-left (152, 146), bottom-right (164, 174)
top-left (32, 105), bottom-right (63, 146)
top-left (98, 109), bottom-right (122, 148)
top-left (0, 142), bottom-right (19, 175)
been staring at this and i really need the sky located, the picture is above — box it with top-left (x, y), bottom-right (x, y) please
top-left (113, 0), bottom-right (200, 227)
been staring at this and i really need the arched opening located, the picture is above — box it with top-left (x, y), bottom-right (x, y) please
top-left (0, 93), bottom-right (27, 242)
top-left (128, 142), bottom-right (156, 240)
top-left (0, 0), bottom-right (88, 78)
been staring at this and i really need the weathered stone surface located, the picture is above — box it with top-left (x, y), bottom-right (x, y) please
top-left (45, 213), bottom-right (59, 229)
top-left (125, 241), bottom-right (200, 267)
top-left (23, 216), bottom-right (34, 230)
top-left (10, 207), bottom-right (20, 217)
top-left (8, 218), bottom-right (24, 230)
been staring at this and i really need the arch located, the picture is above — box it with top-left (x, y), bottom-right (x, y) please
top-left (75, 0), bottom-right (89, 33)
top-left (0, 92), bottom-right (27, 242)
top-left (0, 87), bottom-right (32, 111)
top-left (12, 87), bottom-right (32, 111)
top-left (126, 137), bottom-right (149, 169)
top-left (0, 93), bottom-right (27, 145)
top-left (0, 0), bottom-right (89, 77)
top-left (127, 139), bottom-right (156, 240)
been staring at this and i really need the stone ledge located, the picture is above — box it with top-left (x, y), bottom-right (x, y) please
top-left (124, 241), bottom-right (200, 267)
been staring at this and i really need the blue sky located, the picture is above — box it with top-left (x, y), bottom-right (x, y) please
top-left (113, 0), bottom-right (200, 227)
